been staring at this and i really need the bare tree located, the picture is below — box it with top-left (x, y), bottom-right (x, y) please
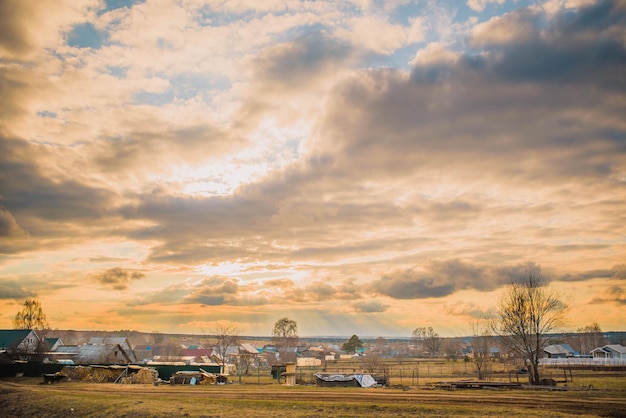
top-left (212, 324), bottom-right (240, 371)
top-left (576, 322), bottom-right (604, 355)
top-left (442, 338), bottom-right (462, 361)
top-left (360, 352), bottom-right (381, 374)
top-left (470, 319), bottom-right (493, 380)
top-left (238, 350), bottom-right (256, 375)
top-left (272, 317), bottom-right (298, 362)
top-left (412, 326), bottom-right (441, 357)
top-left (493, 266), bottom-right (568, 385)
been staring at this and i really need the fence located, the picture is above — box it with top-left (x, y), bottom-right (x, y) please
top-left (540, 358), bottom-right (626, 369)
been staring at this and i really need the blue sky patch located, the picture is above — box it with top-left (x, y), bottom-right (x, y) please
top-left (67, 23), bottom-right (107, 49)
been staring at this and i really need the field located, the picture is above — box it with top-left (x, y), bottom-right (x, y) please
top-left (2, 358), bottom-right (625, 417)
top-left (2, 375), bottom-right (626, 417)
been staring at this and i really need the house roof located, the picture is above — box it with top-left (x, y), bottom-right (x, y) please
top-left (181, 348), bottom-right (213, 357)
top-left (590, 344), bottom-right (626, 354)
top-left (603, 344), bottom-right (626, 354)
top-left (45, 337), bottom-right (62, 350)
top-left (0, 329), bottom-right (36, 349)
top-left (240, 343), bottom-right (259, 354)
top-left (88, 337), bottom-right (130, 346)
top-left (544, 344), bottom-right (574, 355)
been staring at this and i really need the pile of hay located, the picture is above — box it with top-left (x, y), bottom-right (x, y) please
top-left (61, 366), bottom-right (93, 381)
top-left (60, 366), bottom-right (123, 383)
top-left (128, 367), bottom-right (158, 384)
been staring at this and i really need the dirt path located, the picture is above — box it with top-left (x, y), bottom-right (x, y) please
top-left (2, 380), bottom-right (626, 417)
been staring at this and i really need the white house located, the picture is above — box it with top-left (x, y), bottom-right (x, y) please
top-left (590, 344), bottom-right (626, 359)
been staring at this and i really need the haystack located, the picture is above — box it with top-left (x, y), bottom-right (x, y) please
top-left (61, 366), bottom-right (93, 381)
top-left (130, 367), bottom-right (158, 384)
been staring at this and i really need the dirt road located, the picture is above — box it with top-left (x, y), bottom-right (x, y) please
top-left (2, 380), bottom-right (625, 417)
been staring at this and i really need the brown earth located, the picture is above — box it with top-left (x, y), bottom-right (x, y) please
top-left (1, 379), bottom-right (625, 417)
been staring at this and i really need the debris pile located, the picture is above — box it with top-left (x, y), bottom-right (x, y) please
top-left (170, 370), bottom-right (222, 385)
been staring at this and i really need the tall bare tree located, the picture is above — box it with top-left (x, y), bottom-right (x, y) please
top-left (212, 324), bottom-right (240, 371)
top-left (493, 266), bottom-right (568, 385)
top-left (412, 326), bottom-right (441, 357)
top-left (272, 317), bottom-right (298, 361)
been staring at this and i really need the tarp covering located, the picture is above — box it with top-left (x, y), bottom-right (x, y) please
top-left (314, 373), bottom-right (377, 387)
top-left (354, 374), bottom-right (377, 388)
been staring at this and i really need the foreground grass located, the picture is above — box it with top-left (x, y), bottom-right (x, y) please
top-left (2, 378), bottom-right (625, 417)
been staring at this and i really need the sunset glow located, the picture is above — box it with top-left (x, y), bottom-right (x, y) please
top-left (1, 0), bottom-right (625, 337)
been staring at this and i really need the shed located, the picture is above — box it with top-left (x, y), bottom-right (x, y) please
top-left (543, 344), bottom-right (577, 358)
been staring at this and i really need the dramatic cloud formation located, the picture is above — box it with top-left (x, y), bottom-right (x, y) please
top-left (90, 268), bottom-right (146, 291)
top-left (0, 0), bottom-right (624, 336)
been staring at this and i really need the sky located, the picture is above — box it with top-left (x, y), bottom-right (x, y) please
top-left (1, 0), bottom-right (625, 338)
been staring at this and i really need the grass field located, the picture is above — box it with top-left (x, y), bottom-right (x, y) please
top-left (2, 375), bottom-right (625, 417)
top-left (2, 358), bottom-right (625, 417)
top-left (237, 357), bottom-right (626, 391)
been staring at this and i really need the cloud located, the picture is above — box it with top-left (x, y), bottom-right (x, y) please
top-left (251, 32), bottom-right (352, 89)
top-left (480, 1), bottom-right (626, 86)
top-left (185, 277), bottom-right (240, 305)
top-left (371, 260), bottom-right (539, 299)
top-left (353, 300), bottom-right (388, 313)
top-left (0, 206), bottom-right (27, 238)
top-left (590, 285), bottom-right (626, 305)
top-left (0, 1), bottom-right (624, 335)
top-left (0, 281), bottom-right (36, 300)
top-left (559, 264), bottom-right (626, 281)
top-left (470, 8), bottom-right (540, 46)
top-left (467, 0), bottom-right (506, 12)
top-left (90, 267), bottom-right (146, 290)
top-left (0, 0), bottom-right (93, 58)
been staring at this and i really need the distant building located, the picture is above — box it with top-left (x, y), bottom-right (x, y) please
top-left (0, 329), bottom-right (42, 361)
top-left (55, 336), bottom-right (137, 364)
top-left (591, 344), bottom-right (626, 359)
top-left (543, 344), bottom-right (578, 358)
top-left (45, 337), bottom-right (64, 351)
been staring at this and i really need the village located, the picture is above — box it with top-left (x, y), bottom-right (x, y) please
top-left (1, 328), bottom-right (625, 388)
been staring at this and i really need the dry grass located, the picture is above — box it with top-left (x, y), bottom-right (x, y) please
top-left (2, 376), bottom-right (625, 418)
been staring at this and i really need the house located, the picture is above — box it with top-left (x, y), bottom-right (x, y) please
top-left (543, 344), bottom-right (578, 358)
top-left (590, 344), bottom-right (626, 359)
top-left (181, 347), bottom-right (214, 363)
top-left (0, 329), bottom-right (41, 360)
top-left (55, 336), bottom-right (137, 364)
top-left (239, 343), bottom-right (260, 356)
top-left (45, 337), bottom-right (63, 351)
